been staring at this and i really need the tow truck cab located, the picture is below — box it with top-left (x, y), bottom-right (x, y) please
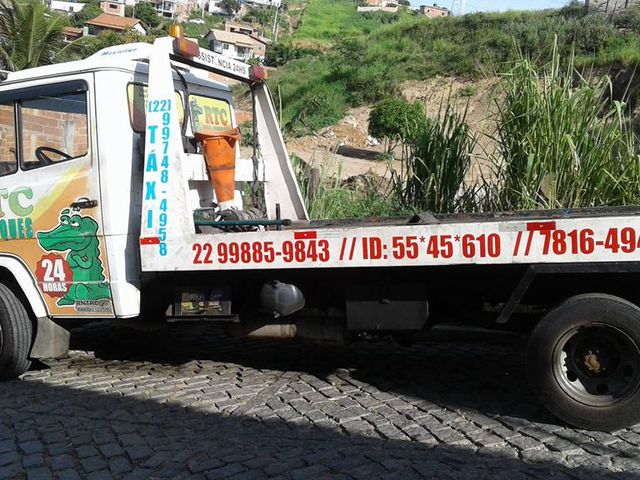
top-left (0, 43), bottom-right (240, 321)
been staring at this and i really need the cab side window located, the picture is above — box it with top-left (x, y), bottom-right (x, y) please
top-left (20, 91), bottom-right (88, 171)
top-left (0, 103), bottom-right (17, 177)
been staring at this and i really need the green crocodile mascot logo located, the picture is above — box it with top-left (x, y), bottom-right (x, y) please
top-left (37, 208), bottom-right (111, 307)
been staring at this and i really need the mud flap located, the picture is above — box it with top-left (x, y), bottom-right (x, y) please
top-left (29, 317), bottom-right (70, 359)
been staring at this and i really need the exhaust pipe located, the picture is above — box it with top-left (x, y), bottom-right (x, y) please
top-left (230, 317), bottom-right (345, 344)
top-left (229, 280), bottom-right (345, 343)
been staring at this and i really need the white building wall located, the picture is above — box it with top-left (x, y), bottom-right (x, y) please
top-left (245, 0), bottom-right (281, 8)
top-left (50, 0), bottom-right (85, 13)
top-left (208, 0), bottom-right (226, 14)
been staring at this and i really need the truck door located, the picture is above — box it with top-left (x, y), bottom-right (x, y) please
top-left (0, 76), bottom-right (113, 317)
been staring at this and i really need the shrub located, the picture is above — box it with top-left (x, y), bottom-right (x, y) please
top-left (264, 42), bottom-right (320, 67)
top-left (368, 98), bottom-right (425, 151)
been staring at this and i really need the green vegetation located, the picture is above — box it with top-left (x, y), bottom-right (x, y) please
top-left (271, 1), bottom-right (640, 137)
top-left (184, 14), bottom-right (224, 47)
top-left (79, 30), bottom-right (155, 57)
top-left (394, 104), bottom-right (475, 214)
top-left (128, 2), bottom-right (163, 30)
top-left (302, 47), bottom-right (640, 219)
top-left (292, 0), bottom-right (405, 47)
top-left (71, 0), bottom-right (102, 28)
top-left (487, 45), bottom-right (640, 211)
top-left (0, 0), bottom-right (74, 71)
top-left (367, 98), bottom-right (424, 152)
top-left (294, 158), bottom-right (403, 219)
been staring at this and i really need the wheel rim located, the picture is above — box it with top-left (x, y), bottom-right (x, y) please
top-left (553, 323), bottom-right (640, 407)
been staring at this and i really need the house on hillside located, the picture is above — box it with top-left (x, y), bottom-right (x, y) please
top-left (205, 29), bottom-right (268, 61)
top-left (149, 0), bottom-right (178, 18)
top-left (419, 4), bottom-right (450, 17)
top-left (49, 0), bottom-right (85, 14)
top-left (86, 13), bottom-right (147, 35)
top-left (357, 0), bottom-right (398, 13)
top-left (225, 20), bottom-right (260, 36)
top-left (208, 0), bottom-right (227, 14)
top-left (245, 0), bottom-right (281, 8)
top-left (62, 26), bottom-right (84, 43)
top-left (148, 0), bottom-right (196, 19)
top-left (99, 0), bottom-right (126, 16)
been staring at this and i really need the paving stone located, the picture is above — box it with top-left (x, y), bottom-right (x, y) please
top-left (23, 453), bottom-right (46, 468)
top-left (55, 469), bottom-right (82, 480)
top-left (86, 470), bottom-right (114, 480)
top-left (205, 463), bottom-right (247, 479)
top-left (109, 456), bottom-right (132, 475)
top-left (80, 456), bottom-right (108, 473)
top-left (188, 456), bottom-right (224, 473)
top-left (26, 466), bottom-right (54, 480)
top-left (0, 463), bottom-right (20, 479)
top-left (0, 450), bottom-right (19, 466)
top-left (290, 464), bottom-right (330, 479)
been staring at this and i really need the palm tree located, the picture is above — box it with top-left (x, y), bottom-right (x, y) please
top-left (0, 0), bottom-right (73, 71)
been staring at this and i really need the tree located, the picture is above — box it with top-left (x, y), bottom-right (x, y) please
top-left (70, 0), bottom-right (102, 28)
top-left (0, 0), bottom-right (73, 71)
top-left (132, 2), bottom-right (162, 29)
top-left (220, 0), bottom-right (241, 15)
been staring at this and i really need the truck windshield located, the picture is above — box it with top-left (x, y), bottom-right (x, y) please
top-left (188, 94), bottom-right (232, 135)
top-left (127, 83), bottom-right (184, 133)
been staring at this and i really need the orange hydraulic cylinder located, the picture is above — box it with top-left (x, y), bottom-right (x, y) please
top-left (195, 128), bottom-right (241, 207)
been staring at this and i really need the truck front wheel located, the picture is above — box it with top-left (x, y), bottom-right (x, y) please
top-left (527, 293), bottom-right (640, 431)
top-left (0, 283), bottom-right (32, 379)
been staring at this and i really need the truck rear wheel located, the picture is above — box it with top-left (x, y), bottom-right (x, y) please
top-left (527, 294), bottom-right (640, 431)
top-left (0, 283), bottom-right (32, 379)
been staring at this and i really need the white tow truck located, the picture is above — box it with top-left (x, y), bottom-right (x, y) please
top-left (1, 30), bottom-right (640, 431)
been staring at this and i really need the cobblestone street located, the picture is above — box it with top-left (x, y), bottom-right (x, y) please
top-left (1, 322), bottom-right (640, 479)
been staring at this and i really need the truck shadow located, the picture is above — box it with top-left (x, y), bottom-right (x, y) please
top-left (65, 322), bottom-right (555, 426)
top-left (2, 372), bottom-right (637, 479)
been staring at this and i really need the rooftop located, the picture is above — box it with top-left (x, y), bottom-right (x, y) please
top-left (63, 26), bottom-right (83, 35)
top-left (421, 3), bottom-right (449, 10)
top-left (208, 29), bottom-right (255, 47)
top-left (86, 13), bottom-right (142, 31)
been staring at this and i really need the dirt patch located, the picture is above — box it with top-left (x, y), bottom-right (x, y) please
top-left (285, 106), bottom-right (399, 180)
top-left (284, 77), bottom-right (502, 183)
top-left (402, 76), bottom-right (502, 183)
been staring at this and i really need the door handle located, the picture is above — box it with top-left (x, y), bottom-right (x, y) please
top-left (70, 198), bottom-right (98, 210)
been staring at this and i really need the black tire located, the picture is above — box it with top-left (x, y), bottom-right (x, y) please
top-left (0, 283), bottom-right (33, 379)
top-left (527, 293), bottom-right (640, 431)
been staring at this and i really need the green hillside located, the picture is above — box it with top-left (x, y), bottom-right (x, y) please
top-left (291, 0), bottom-right (410, 46)
top-left (270, 1), bottom-right (640, 135)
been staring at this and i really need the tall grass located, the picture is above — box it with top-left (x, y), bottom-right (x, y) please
top-left (394, 104), bottom-right (476, 214)
top-left (489, 44), bottom-right (640, 211)
top-left (292, 155), bottom-right (403, 219)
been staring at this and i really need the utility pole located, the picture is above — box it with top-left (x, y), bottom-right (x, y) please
top-left (451, 0), bottom-right (466, 16)
top-left (272, 3), bottom-right (280, 42)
